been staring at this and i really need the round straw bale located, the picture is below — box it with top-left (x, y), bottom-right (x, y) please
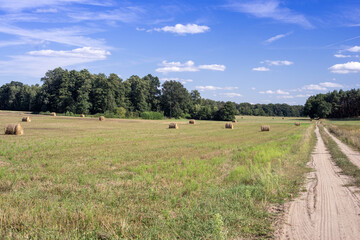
top-left (169, 123), bottom-right (178, 129)
top-left (295, 122), bottom-right (300, 126)
top-left (241, 117), bottom-right (243, 119)
top-left (4, 124), bottom-right (24, 135)
top-left (232, 119), bottom-right (236, 123)
top-left (189, 119), bottom-right (196, 124)
top-left (22, 116), bottom-right (31, 122)
top-left (261, 125), bottom-right (270, 131)
top-left (99, 116), bottom-right (105, 121)
top-left (81, 114), bottom-right (85, 118)
top-left (225, 123), bottom-right (233, 129)
top-left (282, 117), bottom-right (284, 119)
top-left (51, 112), bottom-right (56, 116)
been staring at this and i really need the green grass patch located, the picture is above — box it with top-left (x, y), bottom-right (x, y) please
top-left (319, 124), bottom-right (360, 187)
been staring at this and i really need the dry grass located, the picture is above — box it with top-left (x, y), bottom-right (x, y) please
top-left (0, 112), bottom-right (313, 239)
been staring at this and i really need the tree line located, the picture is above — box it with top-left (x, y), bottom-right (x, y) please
top-left (0, 68), bottom-right (304, 120)
top-left (304, 89), bottom-right (360, 119)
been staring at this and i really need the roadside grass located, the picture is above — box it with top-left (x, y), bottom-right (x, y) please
top-left (323, 120), bottom-right (360, 151)
top-left (0, 112), bottom-right (314, 239)
top-left (319, 124), bottom-right (360, 187)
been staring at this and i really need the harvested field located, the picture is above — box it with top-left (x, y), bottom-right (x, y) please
top-left (0, 112), bottom-right (313, 239)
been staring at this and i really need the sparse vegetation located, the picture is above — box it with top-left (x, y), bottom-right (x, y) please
top-left (319, 124), bottom-right (360, 187)
top-left (323, 120), bottom-right (360, 151)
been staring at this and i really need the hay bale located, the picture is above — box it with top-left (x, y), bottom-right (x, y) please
top-left (241, 117), bottom-right (243, 119)
top-left (232, 119), bottom-right (236, 123)
top-left (261, 125), bottom-right (270, 131)
top-left (51, 112), bottom-right (56, 116)
top-left (295, 122), bottom-right (300, 126)
top-left (169, 123), bottom-right (178, 129)
top-left (282, 117), bottom-right (284, 119)
top-left (81, 114), bottom-right (85, 118)
top-left (225, 123), bottom-right (233, 129)
top-left (4, 124), bottom-right (24, 135)
top-left (99, 116), bottom-right (105, 121)
top-left (22, 116), bottom-right (31, 122)
top-left (189, 119), bottom-right (196, 124)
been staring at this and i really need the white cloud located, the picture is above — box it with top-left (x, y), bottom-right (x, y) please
top-left (277, 95), bottom-right (294, 99)
top-left (264, 31), bottom-right (292, 44)
top-left (227, 0), bottom-right (312, 28)
top-left (198, 64), bottom-right (226, 71)
top-left (0, 47), bottom-right (110, 78)
top-left (329, 61), bottom-right (360, 74)
top-left (263, 60), bottom-right (293, 66)
top-left (259, 89), bottom-right (289, 95)
top-left (251, 87), bottom-right (256, 90)
top-left (302, 84), bottom-right (327, 91)
top-left (68, 8), bottom-right (143, 23)
top-left (259, 90), bottom-right (275, 94)
top-left (347, 46), bottom-right (360, 52)
top-left (319, 82), bottom-right (343, 88)
top-left (35, 8), bottom-right (58, 13)
top-left (222, 93), bottom-right (243, 98)
top-left (153, 24), bottom-right (210, 35)
top-left (160, 77), bottom-right (193, 84)
top-left (156, 60), bottom-right (225, 74)
top-left (28, 47), bottom-right (110, 59)
top-left (0, 24), bottom-right (107, 48)
top-left (252, 66), bottom-right (270, 71)
top-left (196, 86), bottom-right (238, 91)
top-left (276, 89), bottom-right (289, 95)
top-left (334, 54), bottom-right (351, 58)
top-left (0, 0), bottom-right (112, 12)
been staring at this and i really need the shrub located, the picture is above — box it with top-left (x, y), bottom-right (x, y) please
top-left (141, 111), bottom-right (164, 120)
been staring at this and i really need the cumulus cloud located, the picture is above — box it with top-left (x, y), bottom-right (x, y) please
top-left (195, 86), bottom-right (238, 91)
top-left (264, 31), bottom-right (292, 44)
top-left (262, 60), bottom-right (293, 66)
top-left (347, 46), bottom-right (360, 52)
top-left (0, 47), bottom-right (110, 77)
top-left (153, 24), bottom-right (210, 35)
top-left (334, 54), bottom-right (351, 58)
top-left (198, 64), bottom-right (226, 71)
top-left (222, 92), bottom-right (243, 98)
top-left (160, 77), bottom-right (193, 84)
top-left (259, 89), bottom-right (289, 95)
top-left (156, 60), bottom-right (225, 74)
top-left (226, 0), bottom-right (312, 28)
top-left (302, 84), bottom-right (327, 91)
top-left (319, 82), bottom-right (343, 88)
top-left (252, 66), bottom-right (270, 71)
top-left (329, 61), bottom-right (360, 74)
top-left (28, 47), bottom-right (110, 59)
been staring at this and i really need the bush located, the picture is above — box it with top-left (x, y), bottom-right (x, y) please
top-left (140, 111), bottom-right (164, 120)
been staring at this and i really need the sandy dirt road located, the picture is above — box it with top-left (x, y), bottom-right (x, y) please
top-left (279, 126), bottom-right (360, 240)
top-left (323, 127), bottom-right (360, 169)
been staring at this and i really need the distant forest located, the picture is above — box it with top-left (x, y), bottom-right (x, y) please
top-left (304, 89), bottom-right (360, 119)
top-left (0, 68), bottom-right (305, 120)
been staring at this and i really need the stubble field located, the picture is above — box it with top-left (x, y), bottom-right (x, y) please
top-left (0, 112), bottom-right (314, 239)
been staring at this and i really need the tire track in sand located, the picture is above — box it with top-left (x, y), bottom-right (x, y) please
top-left (280, 125), bottom-right (360, 240)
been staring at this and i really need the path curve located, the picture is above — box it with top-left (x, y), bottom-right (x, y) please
top-left (323, 127), bottom-right (360, 169)
top-left (279, 125), bottom-right (360, 240)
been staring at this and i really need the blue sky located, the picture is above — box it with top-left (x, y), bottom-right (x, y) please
top-left (0, 0), bottom-right (359, 105)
